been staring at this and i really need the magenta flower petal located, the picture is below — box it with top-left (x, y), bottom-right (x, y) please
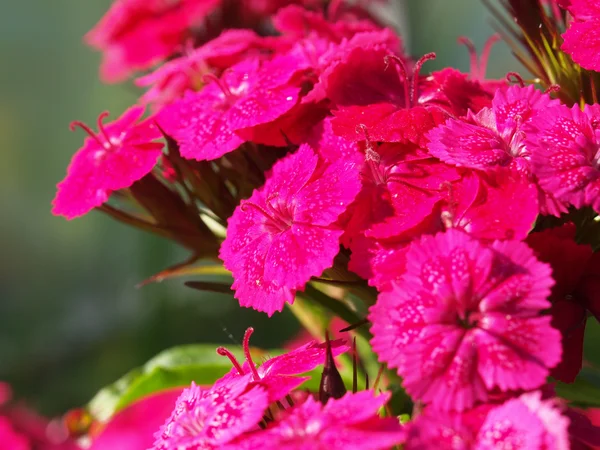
top-left (52, 106), bottom-right (163, 219)
top-left (530, 103), bottom-right (600, 212)
top-left (220, 144), bottom-right (361, 315)
top-left (370, 229), bottom-right (560, 411)
top-left (90, 388), bottom-right (183, 450)
top-left (476, 391), bottom-right (570, 450)
top-left (227, 391), bottom-right (405, 450)
top-left (152, 377), bottom-right (268, 449)
top-left (561, 0), bottom-right (600, 71)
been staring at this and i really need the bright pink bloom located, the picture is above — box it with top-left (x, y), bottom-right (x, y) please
top-left (152, 377), bottom-right (268, 450)
top-left (405, 391), bottom-right (570, 450)
top-left (219, 144), bottom-right (361, 316)
top-left (227, 391), bottom-right (405, 450)
top-left (561, 0), bottom-right (600, 72)
top-left (342, 142), bottom-right (459, 247)
top-left (217, 328), bottom-right (349, 402)
top-left (90, 388), bottom-right (183, 450)
top-left (136, 29), bottom-right (261, 107)
top-left (157, 56), bottom-right (301, 161)
top-left (370, 229), bottom-right (561, 411)
top-left (52, 107), bottom-right (164, 219)
top-left (0, 417), bottom-right (29, 450)
top-left (272, 4), bottom-right (381, 43)
top-left (86, 0), bottom-right (221, 82)
top-left (440, 169), bottom-right (538, 241)
top-left (426, 85), bottom-right (559, 174)
top-left (530, 103), bottom-right (600, 213)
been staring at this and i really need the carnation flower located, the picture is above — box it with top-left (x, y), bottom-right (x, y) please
top-left (426, 84), bottom-right (558, 174)
top-left (561, 0), bottom-right (600, 72)
top-left (405, 391), bottom-right (570, 450)
top-left (152, 377), bottom-right (268, 450)
top-left (136, 29), bottom-right (261, 107)
top-left (157, 55), bottom-right (301, 161)
top-left (217, 327), bottom-right (349, 402)
top-left (226, 390), bottom-right (405, 450)
top-left (529, 103), bottom-right (600, 213)
top-left (370, 229), bottom-right (561, 411)
top-left (86, 0), bottom-right (221, 82)
top-left (52, 106), bottom-right (164, 219)
top-left (440, 169), bottom-right (538, 241)
top-left (219, 144), bottom-right (361, 315)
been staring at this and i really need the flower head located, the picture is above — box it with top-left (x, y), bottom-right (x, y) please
top-left (426, 84), bottom-right (558, 174)
top-left (136, 29), bottom-right (261, 107)
top-left (217, 327), bottom-right (349, 402)
top-left (227, 391), bottom-right (405, 450)
top-left (561, 0), bottom-right (600, 72)
top-left (157, 55), bottom-right (301, 161)
top-left (52, 106), bottom-right (164, 219)
top-left (86, 0), bottom-right (221, 82)
top-left (405, 391), bottom-right (570, 450)
top-left (152, 377), bottom-right (268, 450)
top-left (219, 144), bottom-right (361, 315)
top-left (529, 103), bottom-right (600, 213)
top-left (370, 229), bottom-right (561, 411)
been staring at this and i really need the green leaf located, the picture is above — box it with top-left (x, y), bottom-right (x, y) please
top-left (555, 367), bottom-right (600, 407)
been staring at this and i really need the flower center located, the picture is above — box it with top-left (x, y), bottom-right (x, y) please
top-left (241, 194), bottom-right (295, 233)
top-left (70, 111), bottom-right (122, 154)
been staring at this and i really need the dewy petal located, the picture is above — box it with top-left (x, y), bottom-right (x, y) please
top-left (370, 230), bottom-right (560, 411)
top-left (52, 106), bottom-right (163, 219)
top-left (562, 17), bottom-right (600, 72)
top-left (152, 376), bottom-right (268, 450)
top-left (220, 145), bottom-right (360, 315)
top-left (530, 103), bottom-right (600, 212)
top-left (226, 391), bottom-right (405, 450)
top-left (476, 391), bottom-right (570, 450)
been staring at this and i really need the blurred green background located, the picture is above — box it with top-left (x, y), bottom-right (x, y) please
top-left (2, 0), bottom-right (597, 416)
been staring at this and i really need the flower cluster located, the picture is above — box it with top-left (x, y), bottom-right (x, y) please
top-left (54, 0), bottom-right (600, 448)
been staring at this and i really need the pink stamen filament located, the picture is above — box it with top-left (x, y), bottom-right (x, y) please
top-left (216, 347), bottom-right (246, 375)
top-left (479, 34), bottom-right (500, 80)
top-left (96, 112), bottom-right (113, 147)
top-left (243, 328), bottom-right (261, 381)
top-left (241, 201), bottom-right (292, 231)
top-left (202, 73), bottom-right (235, 102)
top-left (356, 124), bottom-right (386, 185)
top-left (411, 53), bottom-right (436, 107)
top-left (457, 37), bottom-right (479, 80)
top-left (384, 55), bottom-right (410, 109)
top-left (506, 72), bottom-right (525, 87)
top-left (544, 84), bottom-right (561, 95)
top-left (458, 35), bottom-right (500, 81)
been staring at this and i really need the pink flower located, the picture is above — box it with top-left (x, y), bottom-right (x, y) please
top-left (90, 388), bottom-right (183, 450)
top-left (426, 85), bottom-right (559, 174)
top-left (529, 103), bottom-right (600, 213)
top-left (342, 141), bottom-right (459, 247)
top-left (52, 106), bottom-right (164, 219)
top-left (405, 391), bottom-right (570, 450)
top-left (219, 144), bottom-right (361, 316)
top-left (440, 169), bottom-right (539, 241)
top-left (226, 391), bottom-right (405, 450)
top-left (0, 417), bottom-right (29, 450)
top-left (157, 56), bottom-right (301, 161)
top-left (152, 377), bottom-right (268, 450)
top-left (369, 229), bottom-right (561, 411)
top-left (217, 328), bottom-right (349, 402)
top-left (86, 0), bottom-right (221, 82)
top-left (136, 29), bottom-right (261, 107)
top-left (561, 0), bottom-right (600, 72)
